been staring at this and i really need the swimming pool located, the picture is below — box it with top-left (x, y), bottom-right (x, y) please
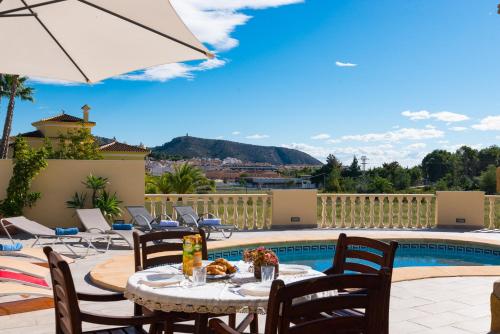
top-left (208, 240), bottom-right (500, 272)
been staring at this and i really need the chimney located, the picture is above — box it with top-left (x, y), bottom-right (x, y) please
top-left (81, 104), bottom-right (91, 122)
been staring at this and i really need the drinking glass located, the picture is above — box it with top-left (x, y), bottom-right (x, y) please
top-left (192, 266), bottom-right (207, 286)
top-left (261, 265), bottom-right (275, 283)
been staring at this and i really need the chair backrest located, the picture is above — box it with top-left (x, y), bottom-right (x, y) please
top-left (126, 206), bottom-right (155, 228)
top-left (1, 216), bottom-right (55, 236)
top-left (133, 229), bottom-right (207, 271)
top-left (264, 270), bottom-right (390, 334)
top-left (173, 206), bottom-right (199, 225)
top-left (76, 209), bottom-right (109, 232)
top-left (329, 233), bottom-right (398, 275)
top-left (43, 246), bottom-right (82, 334)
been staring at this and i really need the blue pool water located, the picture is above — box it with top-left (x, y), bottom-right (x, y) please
top-left (209, 242), bottom-right (500, 272)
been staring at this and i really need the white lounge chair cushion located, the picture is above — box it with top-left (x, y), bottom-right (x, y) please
top-left (158, 220), bottom-right (179, 227)
top-left (199, 218), bottom-right (222, 226)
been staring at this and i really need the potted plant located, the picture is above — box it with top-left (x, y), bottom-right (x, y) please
top-left (244, 247), bottom-right (279, 279)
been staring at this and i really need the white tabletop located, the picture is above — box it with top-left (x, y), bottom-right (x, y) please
top-left (125, 261), bottom-right (324, 315)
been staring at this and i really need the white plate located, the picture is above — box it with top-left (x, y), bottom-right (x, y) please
top-left (279, 264), bottom-right (311, 275)
top-left (239, 281), bottom-right (273, 297)
top-left (139, 273), bottom-right (183, 287)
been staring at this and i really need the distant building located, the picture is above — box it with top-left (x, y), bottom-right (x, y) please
top-left (242, 177), bottom-right (315, 190)
top-left (11, 105), bottom-right (149, 160)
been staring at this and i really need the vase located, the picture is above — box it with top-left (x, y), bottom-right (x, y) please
top-left (253, 263), bottom-right (279, 280)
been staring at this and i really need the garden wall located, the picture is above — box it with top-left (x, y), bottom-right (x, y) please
top-left (0, 159), bottom-right (145, 228)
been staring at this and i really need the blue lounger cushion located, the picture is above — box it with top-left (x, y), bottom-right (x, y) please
top-left (112, 223), bottom-right (133, 230)
top-left (55, 227), bottom-right (79, 235)
top-left (158, 220), bottom-right (179, 227)
top-left (0, 242), bottom-right (23, 251)
top-left (199, 218), bottom-right (222, 226)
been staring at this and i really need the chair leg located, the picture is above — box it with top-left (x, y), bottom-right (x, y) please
top-left (228, 314), bottom-right (236, 328)
top-left (250, 313), bottom-right (259, 334)
top-left (194, 314), bottom-right (209, 334)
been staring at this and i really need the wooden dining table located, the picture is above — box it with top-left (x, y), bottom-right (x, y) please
top-left (125, 261), bottom-right (324, 334)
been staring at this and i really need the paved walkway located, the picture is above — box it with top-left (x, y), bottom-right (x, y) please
top-left (1, 229), bottom-right (498, 333)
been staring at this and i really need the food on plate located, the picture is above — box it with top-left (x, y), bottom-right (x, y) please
top-left (205, 258), bottom-right (237, 276)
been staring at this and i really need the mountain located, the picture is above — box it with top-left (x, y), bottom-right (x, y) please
top-left (150, 136), bottom-right (322, 165)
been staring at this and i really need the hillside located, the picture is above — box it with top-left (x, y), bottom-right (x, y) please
top-left (150, 136), bottom-right (322, 165)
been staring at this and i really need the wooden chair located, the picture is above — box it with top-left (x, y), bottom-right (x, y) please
top-left (132, 230), bottom-right (236, 333)
top-left (325, 233), bottom-right (398, 334)
top-left (43, 246), bottom-right (161, 334)
top-left (209, 270), bottom-right (391, 334)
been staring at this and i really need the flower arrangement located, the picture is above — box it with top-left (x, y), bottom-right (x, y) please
top-left (243, 247), bottom-right (279, 279)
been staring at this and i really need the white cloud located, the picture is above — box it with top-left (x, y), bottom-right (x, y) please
top-left (449, 126), bottom-right (468, 132)
top-left (281, 143), bottom-right (331, 160)
top-left (340, 127), bottom-right (444, 143)
top-left (406, 143), bottom-right (426, 150)
top-left (231, 131), bottom-right (241, 135)
top-left (472, 115), bottom-right (500, 131)
top-left (117, 58), bottom-right (226, 82)
top-left (327, 139), bottom-right (341, 144)
top-left (246, 134), bottom-right (269, 139)
top-left (335, 61), bottom-right (357, 67)
top-left (311, 133), bottom-right (330, 140)
top-left (28, 77), bottom-right (83, 86)
top-left (401, 110), bottom-right (469, 122)
top-left (215, 136), bottom-right (224, 139)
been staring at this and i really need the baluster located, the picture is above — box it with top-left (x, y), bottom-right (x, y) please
top-left (261, 196), bottom-right (268, 229)
top-left (330, 196), bottom-right (337, 228)
top-left (359, 196), bottom-right (365, 228)
top-left (378, 196), bottom-right (384, 228)
top-left (397, 196), bottom-right (404, 228)
top-left (340, 196), bottom-right (347, 228)
top-left (251, 196), bottom-right (258, 230)
top-left (407, 196), bottom-right (412, 228)
top-left (488, 197), bottom-right (496, 230)
top-left (320, 196), bottom-right (327, 228)
top-left (214, 196), bottom-right (220, 218)
top-left (349, 196), bottom-right (356, 228)
top-left (425, 196), bottom-right (431, 228)
top-left (243, 196), bottom-right (249, 230)
top-left (203, 198), bottom-right (209, 217)
top-left (368, 196), bottom-right (375, 228)
top-left (233, 196), bottom-right (239, 228)
top-left (388, 196), bottom-right (394, 229)
top-left (149, 197), bottom-right (156, 217)
top-left (416, 196), bottom-right (421, 228)
top-left (222, 197), bottom-right (229, 225)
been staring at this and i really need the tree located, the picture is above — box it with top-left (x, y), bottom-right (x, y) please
top-left (478, 146), bottom-right (500, 172)
top-left (0, 137), bottom-right (48, 216)
top-left (0, 76), bottom-right (34, 159)
top-left (344, 156), bottom-right (361, 178)
top-left (367, 176), bottom-right (394, 193)
top-left (150, 163), bottom-right (214, 194)
top-left (421, 150), bottom-right (455, 183)
top-left (456, 146), bottom-right (479, 179)
top-left (311, 154), bottom-right (342, 187)
top-left (48, 126), bottom-right (102, 160)
top-left (83, 174), bottom-right (109, 206)
top-left (479, 165), bottom-right (498, 194)
top-left (325, 167), bottom-right (342, 193)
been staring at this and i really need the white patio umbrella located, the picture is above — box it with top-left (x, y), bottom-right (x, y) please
top-left (0, 0), bottom-right (212, 83)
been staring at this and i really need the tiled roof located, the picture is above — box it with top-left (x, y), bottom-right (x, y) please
top-left (99, 141), bottom-right (150, 153)
top-left (35, 113), bottom-right (94, 123)
top-left (18, 130), bottom-right (44, 138)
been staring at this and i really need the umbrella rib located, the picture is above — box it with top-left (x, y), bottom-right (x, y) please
top-left (77, 0), bottom-right (211, 58)
top-left (0, 0), bottom-right (68, 16)
top-left (19, 0), bottom-right (90, 83)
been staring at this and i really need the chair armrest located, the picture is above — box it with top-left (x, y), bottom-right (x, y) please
top-left (209, 319), bottom-right (241, 334)
top-left (133, 214), bottom-right (154, 230)
top-left (77, 292), bottom-right (125, 302)
top-left (80, 311), bottom-right (161, 326)
top-left (323, 267), bottom-right (336, 275)
top-left (160, 213), bottom-right (174, 221)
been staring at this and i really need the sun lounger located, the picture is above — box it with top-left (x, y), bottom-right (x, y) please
top-left (126, 205), bottom-right (191, 232)
top-left (76, 208), bottom-right (137, 249)
top-left (0, 258), bottom-right (49, 279)
top-left (0, 247), bottom-right (74, 264)
top-left (174, 205), bottom-right (237, 239)
top-left (0, 216), bottom-right (110, 257)
top-left (0, 282), bottom-right (52, 298)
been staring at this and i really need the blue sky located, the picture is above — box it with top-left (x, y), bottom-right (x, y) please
top-left (8, 0), bottom-right (500, 166)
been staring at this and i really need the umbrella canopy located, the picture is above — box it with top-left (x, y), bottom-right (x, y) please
top-left (0, 0), bottom-right (212, 83)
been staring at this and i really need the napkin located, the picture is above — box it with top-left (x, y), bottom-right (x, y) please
top-left (238, 282), bottom-right (273, 297)
top-left (138, 274), bottom-right (183, 288)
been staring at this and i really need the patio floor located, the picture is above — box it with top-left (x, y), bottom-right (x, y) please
top-left (0, 229), bottom-right (498, 333)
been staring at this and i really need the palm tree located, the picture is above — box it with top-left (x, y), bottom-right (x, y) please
top-left (83, 174), bottom-right (109, 206)
top-left (0, 75), bottom-right (35, 159)
top-left (153, 163), bottom-right (214, 194)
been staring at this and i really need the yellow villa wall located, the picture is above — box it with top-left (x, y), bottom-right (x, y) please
top-left (0, 159), bottom-right (145, 228)
top-left (33, 121), bottom-right (94, 137)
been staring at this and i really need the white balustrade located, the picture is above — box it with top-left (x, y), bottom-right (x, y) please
top-left (486, 195), bottom-right (499, 229)
top-left (144, 194), bottom-right (272, 230)
top-left (317, 194), bottom-right (436, 229)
